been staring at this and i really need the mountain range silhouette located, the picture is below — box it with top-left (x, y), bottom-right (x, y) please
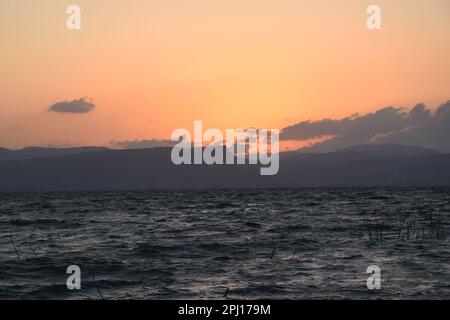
top-left (0, 144), bottom-right (449, 191)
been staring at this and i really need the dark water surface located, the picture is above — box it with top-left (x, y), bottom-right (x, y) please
top-left (0, 188), bottom-right (449, 299)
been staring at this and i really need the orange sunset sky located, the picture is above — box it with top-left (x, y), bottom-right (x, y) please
top-left (0, 0), bottom-right (449, 149)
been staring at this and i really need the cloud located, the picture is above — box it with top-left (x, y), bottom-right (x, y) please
top-left (48, 98), bottom-right (95, 113)
top-left (280, 101), bottom-right (450, 152)
top-left (112, 139), bottom-right (177, 149)
top-left (375, 101), bottom-right (450, 152)
top-left (45, 140), bottom-right (76, 148)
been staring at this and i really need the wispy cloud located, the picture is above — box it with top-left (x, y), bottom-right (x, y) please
top-left (111, 139), bottom-right (177, 149)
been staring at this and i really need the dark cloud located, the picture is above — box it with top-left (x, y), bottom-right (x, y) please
top-left (112, 139), bottom-right (177, 149)
top-left (48, 98), bottom-right (95, 113)
top-left (281, 101), bottom-right (450, 153)
top-left (375, 101), bottom-right (450, 152)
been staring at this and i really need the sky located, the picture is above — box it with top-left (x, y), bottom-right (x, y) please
top-left (0, 0), bottom-right (449, 149)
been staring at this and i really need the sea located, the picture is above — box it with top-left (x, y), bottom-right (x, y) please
top-left (0, 188), bottom-right (449, 299)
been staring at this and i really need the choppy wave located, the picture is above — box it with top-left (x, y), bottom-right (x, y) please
top-left (0, 188), bottom-right (449, 299)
